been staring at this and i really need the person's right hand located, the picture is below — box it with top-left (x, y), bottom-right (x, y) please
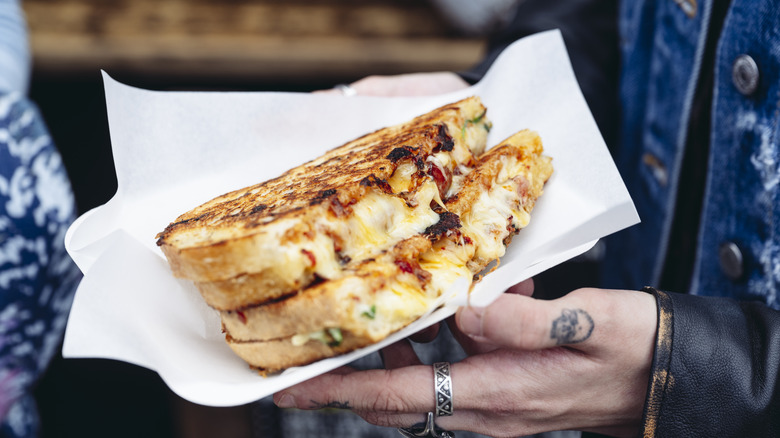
top-left (274, 287), bottom-right (658, 437)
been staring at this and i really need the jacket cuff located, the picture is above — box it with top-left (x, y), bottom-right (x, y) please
top-left (638, 287), bottom-right (780, 437)
top-left (638, 286), bottom-right (673, 438)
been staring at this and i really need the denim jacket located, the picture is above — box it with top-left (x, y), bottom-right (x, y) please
top-left (459, 1), bottom-right (780, 435)
top-left (602, 0), bottom-right (780, 310)
top-left (598, 2), bottom-right (780, 435)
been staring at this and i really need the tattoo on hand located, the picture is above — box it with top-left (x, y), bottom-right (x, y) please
top-left (550, 308), bottom-right (594, 345)
top-left (310, 400), bottom-right (352, 410)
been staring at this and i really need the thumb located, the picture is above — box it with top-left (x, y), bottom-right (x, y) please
top-left (455, 292), bottom-right (596, 351)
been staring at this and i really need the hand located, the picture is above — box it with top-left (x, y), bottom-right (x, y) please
top-left (319, 72), bottom-right (470, 97)
top-left (273, 285), bottom-right (657, 438)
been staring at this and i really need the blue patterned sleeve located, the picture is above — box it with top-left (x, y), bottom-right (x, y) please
top-left (0, 93), bottom-right (81, 438)
top-left (0, 0), bottom-right (30, 94)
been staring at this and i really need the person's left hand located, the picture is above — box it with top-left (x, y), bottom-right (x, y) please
top-left (273, 285), bottom-right (657, 438)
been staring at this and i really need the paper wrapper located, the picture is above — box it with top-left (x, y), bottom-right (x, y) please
top-left (63, 30), bottom-right (639, 407)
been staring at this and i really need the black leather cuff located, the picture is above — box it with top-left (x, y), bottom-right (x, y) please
top-left (638, 286), bottom-right (673, 438)
top-left (634, 287), bottom-right (780, 437)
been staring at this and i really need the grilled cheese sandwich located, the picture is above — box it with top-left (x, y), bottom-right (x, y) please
top-left (156, 98), bottom-right (552, 373)
top-left (219, 130), bottom-right (552, 372)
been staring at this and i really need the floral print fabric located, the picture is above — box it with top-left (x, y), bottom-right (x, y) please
top-left (0, 93), bottom-right (80, 437)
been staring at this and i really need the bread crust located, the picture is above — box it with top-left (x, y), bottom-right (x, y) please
top-left (225, 330), bottom-right (375, 374)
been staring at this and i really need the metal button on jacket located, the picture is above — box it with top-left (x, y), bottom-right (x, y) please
top-left (719, 242), bottom-right (744, 281)
top-left (732, 55), bottom-right (760, 96)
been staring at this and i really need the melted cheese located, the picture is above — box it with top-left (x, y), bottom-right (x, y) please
top-left (346, 274), bottom-right (433, 340)
top-left (419, 239), bottom-right (474, 298)
top-left (446, 164), bottom-right (473, 199)
top-left (460, 155), bottom-right (530, 261)
top-left (387, 162), bottom-right (418, 193)
top-left (250, 177), bottom-right (444, 285)
top-left (342, 178), bottom-right (441, 262)
top-left (450, 120), bottom-right (488, 162)
top-left (291, 330), bottom-right (328, 347)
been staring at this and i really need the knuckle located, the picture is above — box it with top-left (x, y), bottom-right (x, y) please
top-left (484, 299), bottom-right (547, 350)
top-left (519, 308), bottom-right (549, 349)
top-left (367, 372), bottom-right (412, 413)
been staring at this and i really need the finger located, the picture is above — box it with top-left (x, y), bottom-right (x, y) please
top-left (350, 72), bottom-right (470, 97)
top-left (327, 365), bottom-right (358, 376)
top-left (446, 316), bottom-right (501, 355)
top-left (449, 280), bottom-right (534, 355)
top-left (455, 291), bottom-right (598, 351)
top-left (274, 365), bottom-right (434, 415)
top-left (380, 339), bottom-right (423, 369)
top-left (408, 322), bottom-right (440, 343)
top-left (274, 363), bottom-right (471, 431)
top-left (311, 88), bottom-right (340, 95)
top-left (505, 278), bottom-right (534, 296)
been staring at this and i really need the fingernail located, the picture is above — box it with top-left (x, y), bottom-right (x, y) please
top-left (458, 306), bottom-right (484, 338)
top-left (274, 393), bottom-right (296, 408)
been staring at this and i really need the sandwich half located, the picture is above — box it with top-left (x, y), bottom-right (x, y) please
top-left (220, 130), bottom-right (553, 372)
top-left (156, 96), bottom-right (492, 310)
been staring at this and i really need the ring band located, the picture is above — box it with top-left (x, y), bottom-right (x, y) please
top-left (434, 362), bottom-right (453, 417)
top-left (396, 362), bottom-right (455, 437)
top-left (334, 83), bottom-right (357, 97)
top-left (397, 412), bottom-right (454, 438)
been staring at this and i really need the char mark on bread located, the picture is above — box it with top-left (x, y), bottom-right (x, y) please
top-left (423, 211), bottom-right (461, 239)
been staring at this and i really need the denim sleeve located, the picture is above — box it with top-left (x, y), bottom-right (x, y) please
top-left (0, 0), bottom-right (31, 94)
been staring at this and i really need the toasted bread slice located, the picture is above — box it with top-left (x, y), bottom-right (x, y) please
top-left (157, 97), bottom-right (492, 310)
top-left (225, 330), bottom-right (376, 375)
top-left (219, 131), bottom-right (553, 372)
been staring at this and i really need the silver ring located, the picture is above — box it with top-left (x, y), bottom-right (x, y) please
top-left (434, 362), bottom-right (453, 417)
top-left (334, 83), bottom-right (357, 97)
top-left (397, 412), bottom-right (455, 438)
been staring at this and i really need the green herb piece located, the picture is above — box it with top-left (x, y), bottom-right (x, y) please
top-left (327, 328), bottom-right (343, 347)
top-left (309, 330), bottom-right (330, 345)
top-left (462, 109), bottom-right (489, 139)
top-left (361, 305), bottom-right (377, 320)
top-left (468, 109), bottom-right (487, 124)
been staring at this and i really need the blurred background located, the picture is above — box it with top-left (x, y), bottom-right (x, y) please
top-left (25, 1), bottom-right (488, 437)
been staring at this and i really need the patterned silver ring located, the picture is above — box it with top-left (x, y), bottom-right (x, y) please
top-left (334, 83), bottom-right (358, 97)
top-left (434, 362), bottom-right (453, 417)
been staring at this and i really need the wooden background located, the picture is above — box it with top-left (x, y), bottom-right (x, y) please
top-left (25, 0), bottom-right (485, 83)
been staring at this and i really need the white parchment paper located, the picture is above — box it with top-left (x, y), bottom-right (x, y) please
top-left (63, 30), bottom-right (639, 407)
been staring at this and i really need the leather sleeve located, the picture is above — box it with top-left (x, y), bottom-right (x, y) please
top-left (640, 287), bottom-right (780, 437)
